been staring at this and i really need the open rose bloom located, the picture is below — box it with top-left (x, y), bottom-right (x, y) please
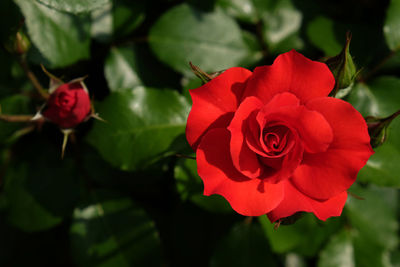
top-left (186, 50), bottom-right (374, 222)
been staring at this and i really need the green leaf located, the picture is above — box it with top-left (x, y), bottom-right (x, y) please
top-left (90, 1), bottom-right (145, 43)
top-left (307, 16), bottom-right (342, 56)
top-left (346, 184), bottom-right (398, 250)
top-left (149, 4), bottom-right (259, 75)
top-left (3, 164), bottom-right (63, 232)
top-left (259, 214), bottom-right (342, 256)
top-left (347, 77), bottom-right (400, 186)
top-left (35, 0), bottom-right (111, 14)
top-left (14, 0), bottom-right (90, 67)
top-left (87, 87), bottom-right (190, 171)
top-left (112, 0), bottom-right (145, 38)
top-left (2, 136), bottom-right (81, 232)
top-left (353, 233), bottom-right (393, 267)
top-left (90, 2), bottom-right (113, 43)
top-left (174, 158), bottom-right (233, 213)
top-left (285, 253), bottom-right (307, 267)
top-left (384, 0), bottom-right (400, 51)
top-left (104, 46), bottom-right (143, 91)
top-left (216, 0), bottom-right (257, 24)
top-left (70, 190), bottom-right (161, 267)
top-left (210, 221), bottom-right (277, 267)
top-left (318, 230), bottom-right (355, 267)
top-left (253, 0), bottom-right (303, 53)
top-left (318, 226), bottom-right (392, 267)
top-left (0, 95), bottom-right (30, 142)
top-left (391, 251), bottom-right (400, 266)
top-left (348, 77), bottom-right (400, 118)
top-left (181, 75), bottom-right (202, 101)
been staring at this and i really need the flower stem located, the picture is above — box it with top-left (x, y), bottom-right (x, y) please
top-left (360, 50), bottom-right (397, 82)
top-left (175, 153), bottom-right (196, 160)
top-left (18, 56), bottom-right (49, 100)
top-left (0, 114), bottom-right (34, 122)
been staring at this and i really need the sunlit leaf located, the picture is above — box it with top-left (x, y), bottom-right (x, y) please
top-left (35, 0), bottom-right (111, 14)
top-left (149, 4), bottom-right (260, 75)
top-left (253, 0), bottom-right (303, 53)
top-left (14, 0), bottom-right (90, 67)
top-left (87, 87), bottom-right (190, 171)
top-left (384, 0), bottom-right (400, 51)
top-left (318, 230), bottom-right (355, 267)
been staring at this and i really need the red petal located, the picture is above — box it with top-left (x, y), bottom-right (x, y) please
top-left (242, 50), bottom-right (334, 104)
top-left (292, 97), bottom-right (374, 200)
top-left (267, 181), bottom-right (348, 222)
top-left (186, 67), bottom-right (252, 150)
top-left (197, 128), bottom-right (284, 216)
top-left (227, 97), bottom-right (264, 178)
top-left (72, 89), bottom-right (91, 121)
top-left (257, 92), bottom-right (333, 153)
top-left (245, 92), bottom-right (299, 157)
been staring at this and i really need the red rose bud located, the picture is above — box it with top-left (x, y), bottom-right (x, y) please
top-left (42, 81), bottom-right (91, 129)
top-left (186, 50), bottom-right (374, 223)
top-left (325, 32), bottom-right (357, 97)
top-left (366, 110), bottom-right (400, 148)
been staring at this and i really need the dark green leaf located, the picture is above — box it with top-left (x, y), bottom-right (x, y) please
top-left (0, 50), bottom-right (27, 99)
top-left (35, 0), bottom-right (111, 14)
top-left (384, 0), bottom-right (400, 51)
top-left (112, 0), bottom-right (145, 38)
top-left (3, 165), bottom-right (63, 232)
top-left (90, 1), bottom-right (145, 43)
top-left (2, 135), bottom-right (81, 232)
top-left (87, 87), bottom-right (190, 171)
top-left (0, 95), bottom-right (30, 142)
top-left (318, 230), bottom-right (355, 267)
top-left (149, 4), bottom-right (259, 75)
top-left (353, 233), bottom-right (393, 267)
top-left (210, 221), bottom-right (277, 267)
top-left (307, 16), bottom-right (342, 56)
top-left (391, 251), bottom-right (400, 266)
top-left (174, 158), bottom-right (232, 213)
top-left (15, 0), bottom-right (90, 67)
top-left (70, 190), bottom-right (161, 267)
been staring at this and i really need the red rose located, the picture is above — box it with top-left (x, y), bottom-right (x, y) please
top-left (42, 82), bottom-right (91, 129)
top-left (186, 50), bottom-right (374, 222)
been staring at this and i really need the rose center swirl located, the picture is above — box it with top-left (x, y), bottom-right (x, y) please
top-left (261, 124), bottom-right (295, 158)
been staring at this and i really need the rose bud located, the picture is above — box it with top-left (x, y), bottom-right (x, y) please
top-left (186, 50), bottom-right (374, 223)
top-left (42, 81), bottom-right (91, 129)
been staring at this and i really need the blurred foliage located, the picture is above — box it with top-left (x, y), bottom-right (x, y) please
top-left (0, 0), bottom-right (400, 266)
